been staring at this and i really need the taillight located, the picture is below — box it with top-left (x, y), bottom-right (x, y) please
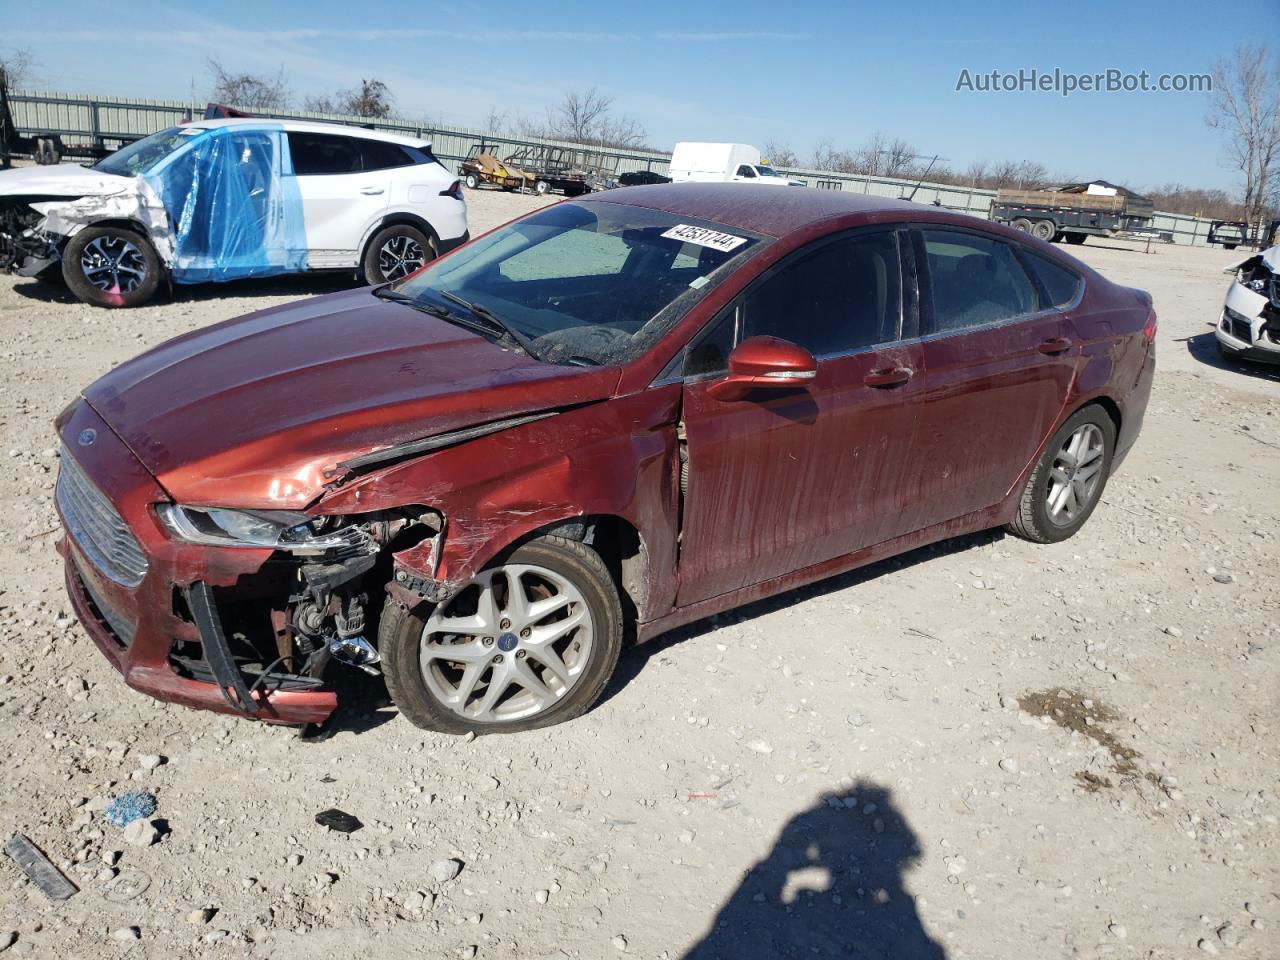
top-left (1142, 309), bottom-right (1157, 343)
top-left (439, 180), bottom-right (461, 199)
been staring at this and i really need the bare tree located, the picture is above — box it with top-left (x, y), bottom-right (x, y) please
top-left (543, 88), bottom-right (648, 148)
top-left (1208, 45), bottom-right (1280, 232)
top-left (0, 48), bottom-right (35, 88)
top-left (208, 58), bottom-right (290, 110)
top-left (763, 140), bottom-right (798, 168)
top-left (483, 105), bottom-right (507, 135)
top-left (342, 79), bottom-right (393, 118)
top-left (304, 79), bottom-right (393, 118)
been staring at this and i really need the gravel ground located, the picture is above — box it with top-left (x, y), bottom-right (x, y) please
top-left (0, 187), bottom-right (1277, 959)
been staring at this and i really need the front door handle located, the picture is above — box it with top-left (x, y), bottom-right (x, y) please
top-left (864, 366), bottom-right (913, 388)
top-left (360, 187), bottom-right (385, 195)
top-left (1037, 337), bottom-right (1073, 355)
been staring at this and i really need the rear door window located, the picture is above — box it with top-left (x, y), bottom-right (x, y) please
top-left (358, 139), bottom-right (415, 171)
top-left (920, 229), bottom-right (1038, 333)
top-left (287, 132), bottom-right (362, 175)
top-left (1021, 250), bottom-right (1083, 308)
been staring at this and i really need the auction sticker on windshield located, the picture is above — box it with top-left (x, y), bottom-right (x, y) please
top-left (660, 224), bottom-right (748, 252)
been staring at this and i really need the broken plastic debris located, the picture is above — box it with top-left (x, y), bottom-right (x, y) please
top-left (314, 809), bottom-right (363, 833)
top-left (103, 791), bottom-right (157, 827)
top-left (101, 869), bottom-right (152, 903)
top-left (4, 834), bottom-right (79, 900)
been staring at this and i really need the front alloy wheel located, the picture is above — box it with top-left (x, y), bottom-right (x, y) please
top-left (380, 535), bottom-right (622, 733)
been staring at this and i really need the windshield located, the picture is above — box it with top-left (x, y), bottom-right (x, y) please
top-left (93, 127), bottom-right (199, 177)
top-left (756, 165), bottom-right (783, 178)
top-left (393, 202), bottom-right (762, 365)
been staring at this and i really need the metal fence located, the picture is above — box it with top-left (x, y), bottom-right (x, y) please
top-left (10, 89), bottom-right (1221, 246)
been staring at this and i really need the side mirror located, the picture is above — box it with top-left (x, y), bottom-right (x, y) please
top-left (706, 336), bottom-right (817, 402)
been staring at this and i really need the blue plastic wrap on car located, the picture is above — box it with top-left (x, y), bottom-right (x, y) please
top-left (144, 124), bottom-right (307, 284)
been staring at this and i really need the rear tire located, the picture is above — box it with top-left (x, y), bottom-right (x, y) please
top-left (380, 536), bottom-right (623, 735)
top-left (1006, 405), bottom-right (1116, 544)
top-left (61, 225), bottom-right (160, 308)
top-left (362, 224), bottom-right (434, 286)
top-left (535, 180), bottom-right (551, 195)
top-left (464, 173), bottom-right (480, 190)
top-left (1012, 218), bottom-right (1033, 233)
top-left (1030, 219), bottom-right (1056, 241)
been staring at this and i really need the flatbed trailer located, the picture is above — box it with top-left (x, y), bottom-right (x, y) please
top-left (991, 187), bottom-right (1169, 245)
top-left (503, 144), bottom-right (620, 196)
top-left (1208, 218), bottom-right (1280, 251)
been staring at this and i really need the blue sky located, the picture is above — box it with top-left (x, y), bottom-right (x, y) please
top-left (5, 0), bottom-right (1277, 195)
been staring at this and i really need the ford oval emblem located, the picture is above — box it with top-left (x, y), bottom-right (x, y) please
top-left (77, 428), bottom-right (96, 447)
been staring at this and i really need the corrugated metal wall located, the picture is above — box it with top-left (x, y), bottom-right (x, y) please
top-left (10, 90), bottom-right (1222, 246)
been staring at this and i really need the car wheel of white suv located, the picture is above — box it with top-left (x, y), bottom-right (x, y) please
top-left (363, 224), bottom-right (434, 285)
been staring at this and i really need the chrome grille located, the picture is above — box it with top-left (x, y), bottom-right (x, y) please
top-left (56, 449), bottom-right (148, 588)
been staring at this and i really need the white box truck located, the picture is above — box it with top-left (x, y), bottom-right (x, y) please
top-left (668, 142), bottom-right (803, 186)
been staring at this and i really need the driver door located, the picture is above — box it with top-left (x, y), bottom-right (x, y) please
top-left (676, 228), bottom-right (926, 606)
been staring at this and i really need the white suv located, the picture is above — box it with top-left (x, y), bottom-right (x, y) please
top-left (0, 118), bottom-right (469, 307)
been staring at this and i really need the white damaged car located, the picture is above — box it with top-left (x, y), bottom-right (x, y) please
top-left (0, 118), bottom-right (469, 307)
top-left (1217, 244), bottom-right (1280, 363)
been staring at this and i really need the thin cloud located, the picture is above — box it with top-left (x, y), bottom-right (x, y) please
top-left (654, 31), bottom-right (813, 41)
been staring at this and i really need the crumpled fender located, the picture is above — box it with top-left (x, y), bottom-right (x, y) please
top-left (32, 178), bottom-right (175, 263)
top-left (316, 387), bottom-right (682, 620)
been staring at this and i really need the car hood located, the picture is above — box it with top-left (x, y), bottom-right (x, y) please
top-left (0, 163), bottom-right (133, 198)
top-left (81, 287), bottom-right (620, 509)
top-left (1226, 245), bottom-right (1278, 273)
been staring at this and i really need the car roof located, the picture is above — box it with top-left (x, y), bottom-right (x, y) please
top-left (585, 182), bottom-right (953, 239)
top-left (181, 116), bottom-right (430, 149)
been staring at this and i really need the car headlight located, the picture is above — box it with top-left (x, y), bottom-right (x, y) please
top-left (156, 505), bottom-right (364, 554)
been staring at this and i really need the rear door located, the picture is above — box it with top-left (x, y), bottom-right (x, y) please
top-left (676, 228), bottom-right (927, 605)
top-left (902, 227), bottom-right (1081, 532)
top-left (286, 130), bottom-right (391, 266)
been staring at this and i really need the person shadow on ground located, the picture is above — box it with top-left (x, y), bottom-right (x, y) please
top-left (682, 782), bottom-right (947, 959)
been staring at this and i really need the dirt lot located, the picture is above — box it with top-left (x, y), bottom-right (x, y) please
top-left (0, 187), bottom-right (1277, 959)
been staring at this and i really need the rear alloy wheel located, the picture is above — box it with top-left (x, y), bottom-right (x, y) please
top-left (61, 226), bottom-right (160, 308)
top-left (363, 224), bottom-right (434, 285)
top-left (1030, 219), bottom-right (1056, 241)
top-left (1006, 406), bottom-right (1116, 544)
top-left (380, 536), bottom-right (623, 734)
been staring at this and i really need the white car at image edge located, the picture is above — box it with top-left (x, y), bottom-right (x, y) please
top-left (0, 118), bottom-right (469, 307)
top-left (1217, 244), bottom-right (1280, 363)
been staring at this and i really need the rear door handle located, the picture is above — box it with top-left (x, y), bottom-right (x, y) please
top-left (864, 366), bottom-right (913, 388)
top-left (1037, 337), bottom-right (1073, 355)
top-left (360, 187), bottom-right (385, 195)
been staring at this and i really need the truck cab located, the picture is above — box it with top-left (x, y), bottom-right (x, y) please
top-left (670, 141), bottom-right (804, 187)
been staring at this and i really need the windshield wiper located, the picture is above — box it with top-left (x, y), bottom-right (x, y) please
top-left (372, 284), bottom-right (456, 320)
top-left (439, 291), bottom-right (540, 359)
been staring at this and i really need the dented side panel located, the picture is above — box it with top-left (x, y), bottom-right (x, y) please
top-left (317, 387), bottom-right (684, 621)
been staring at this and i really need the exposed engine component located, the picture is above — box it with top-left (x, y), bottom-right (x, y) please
top-left (0, 198), bottom-right (58, 274)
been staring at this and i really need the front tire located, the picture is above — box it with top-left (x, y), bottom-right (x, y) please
top-left (363, 224), bottom-right (434, 285)
top-left (61, 226), bottom-right (160, 308)
top-left (1006, 406), bottom-right (1116, 544)
top-left (380, 536), bottom-right (623, 734)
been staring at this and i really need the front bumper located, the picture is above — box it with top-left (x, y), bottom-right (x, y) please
top-left (1216, 282), bottom-right (1280, 363)
top-left (55, 401), bottom-right (337, 725)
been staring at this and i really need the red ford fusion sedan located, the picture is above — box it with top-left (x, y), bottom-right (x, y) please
top-left (54, 184), bottom-right (1155, 734)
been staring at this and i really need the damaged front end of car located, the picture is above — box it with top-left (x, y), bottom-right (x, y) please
top-left (0, 196), bottom-right (65, 277)
top-left (1218, 246), bottom-right (1280, 362)
top-left (158, 504), bottom-right (446, 719)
